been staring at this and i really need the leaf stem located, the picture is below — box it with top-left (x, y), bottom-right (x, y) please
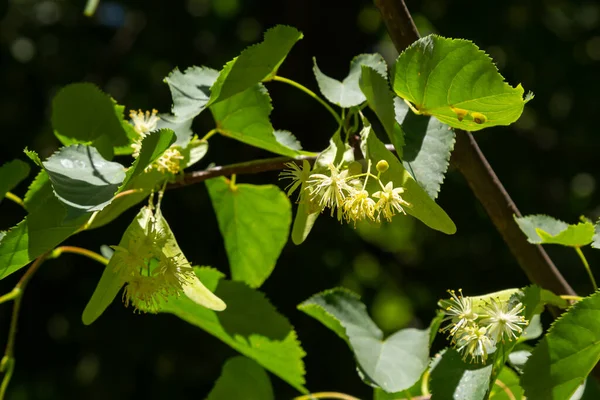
top-left (3, 193), bottom-right (25, 210)
top-left (201, 128), bottom-right (219, 141)
top-left (0, 290), bottom-right (19, 306)
top-left (270, 75), bottom-right (342, 125)
top-left (560, 295), bottom-right (584, 302)
top-left (0, 251), bottom-right (51, 399)
top-left (575, 246), bottom-right (597, 291)
top-left (50, 246), bottom-right (109, 266)
top-left (293, 392), bottom-right (361, 400)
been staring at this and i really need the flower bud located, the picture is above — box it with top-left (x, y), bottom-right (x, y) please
top-left (376, 160), bottom-right (389, 173)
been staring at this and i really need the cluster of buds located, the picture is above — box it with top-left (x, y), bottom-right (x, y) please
top-left (280, 159), bottom-right (411, 226)
top-left (129, 109), bottom-right (184, 174)
top-left (439, 289), bottom-right (528, 363)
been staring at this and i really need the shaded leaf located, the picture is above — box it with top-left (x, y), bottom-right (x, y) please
top-left (395, 98), bottom-right (455, 200)
top-left (359, 65), bottom-right (405, 156)
top-left (429, 349), bottom-right (494, 400)
top-left (206, 356), bottom-right (274, 400)
top-left (209, 25), bottom-right (303, 105)
top-left (165, 66), bottom-right (219, 120)
top-left (210, 84), bottom-right (303, 157)
top-left (0, 159), bottom-right (30, 201)
top-left (206, 177), bottom-right (291, 288)
top-left (52, 83), bottom-right (131, 154)
top-left (43, 145), bottom-right (126, 215)
top-left (314, 53), bottom-right (387, 108)
top-left (120, 129), bottom-right (175, 189)
top-left (522, 290), bottom-right (600, 399)
top-left (515, 215), bottom-right (594, 247)
top-left (392, 35), bottom-right (532, 131)
top-left (299, 288), bottom-right (429, 393)
top-left (161, 267), bottom-right (307, 393)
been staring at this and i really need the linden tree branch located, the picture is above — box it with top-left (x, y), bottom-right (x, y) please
top-left (373, 0), bottom-right (576, 297)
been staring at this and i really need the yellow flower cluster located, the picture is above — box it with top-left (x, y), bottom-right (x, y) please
top-left (439, 289), bottom-right (527, 363)
top-left (129, 109), bottom-right (183, 175)
top-left (111, 214), bottom-right (197, 313)
top-left (280, 159), bottom-right (411, 226)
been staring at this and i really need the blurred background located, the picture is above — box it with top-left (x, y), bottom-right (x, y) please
top-left (1, 0), bottom-right (599, 398)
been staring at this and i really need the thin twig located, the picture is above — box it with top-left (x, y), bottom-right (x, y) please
top-left (373, 0), bottom-right (576, 297)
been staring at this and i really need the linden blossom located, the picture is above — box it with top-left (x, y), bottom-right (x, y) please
top-left (279, 159), bottom-right (411, 226)
top-left (438, 289), bottom-right (528, 363)
top-left (129, 109), bottom-right (185, 175)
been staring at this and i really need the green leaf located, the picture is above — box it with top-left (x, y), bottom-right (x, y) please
top-left (52, 83), bottom-right (131, 154)
top-left (298, 288), bottom-right (429, 393)
top-left (161, 267), bottom-right (307, 393)
top-left (206, 356), bottom-right (274, 400)
top-left (42, 145), bottom-right (126, 214)
top-left (522, 290), bottom-right (600, 399)
top-left (429, 349), bottom-right (494, 400)
top-left (359, 65), bottom-right (405, 156)
top-left (395, 98), bottom-right (455, 200)
top-left (165, 66), bottom-right (219, 120)
top-left (0, 196), bottom-right (87, 280)
top-left (274, 130), bottom-right (302, 151)
top-left (314, 54), bottom-right (387, 108)
top-left (515, 215), bottom-right (594, 247)
top-left (180, 137), bottom-right (209, 170)
top-left (361, 123), bottom-right (456, 234)
top-left (392, 35), bottom-right (532, 131)
top-left (489, 367), bottom-right (524, 399)
top-left (210, 84), bottom-right (303, 157)
top-left (157, 114), bottom-right (194, 148)
top-left (83, 207), bottom-right (225, 324)
top-left (23, 169), bottom-right (50, 212)
top-left (209, 25), bottom-right (303, 105)
top-left (206, 177), bottom-right (291, 288)
top-left (120, 129), bottom-right (175, 189)
top-left (0, 160), bottom-right (30, 201)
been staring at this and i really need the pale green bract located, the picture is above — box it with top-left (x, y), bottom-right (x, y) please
top-left (392, 35), bottom-right (533, 131)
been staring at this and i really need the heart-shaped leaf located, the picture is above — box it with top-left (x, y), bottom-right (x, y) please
top-left (299, 288), bottom-right (429, 393)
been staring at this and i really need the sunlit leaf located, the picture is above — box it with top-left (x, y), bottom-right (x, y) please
top-left (392, 35), bottom-right (532, 131)
top-left (206, 177), bottom-right (291, 288)
top-left (522, 290), bottom-right (600, 399)
top-left (299, 288), bottom-right (429, 393)
top-left (314, 53), bottom-right (387, 108)
top-left (161, 267), bottom-right (307, 393)
top-left (489, 366), bottom-right (524, 399)
top-left (209, 25), bottom-right (303, 105)
top-left (210, 84), bottom-right (304, 157)
top-left (515, 215), bottom-right (594, 247)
